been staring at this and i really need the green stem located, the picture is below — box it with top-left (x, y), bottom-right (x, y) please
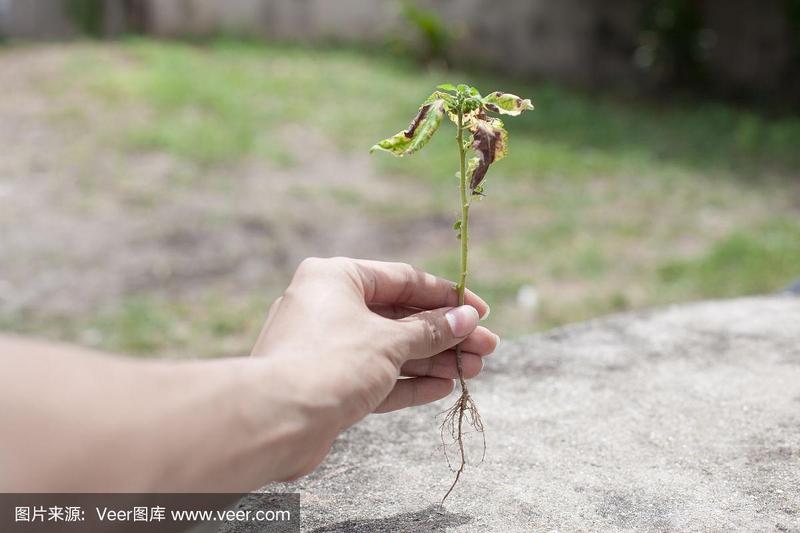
top-left (440, 104), bottom-right (472, 507)
top-left (456, 108), bottom-right (469, 393)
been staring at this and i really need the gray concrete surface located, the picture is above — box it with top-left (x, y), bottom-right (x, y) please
top-left (269, 296), bottom-right (800, 532)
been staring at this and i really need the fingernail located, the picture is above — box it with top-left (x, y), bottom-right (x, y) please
top-left (445, 305), bottom-right (479, 338)
top-left (480, 306), bottom-right (491, 321)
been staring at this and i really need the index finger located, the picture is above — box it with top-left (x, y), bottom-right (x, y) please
top-left (350, 259), bottom-right (489, 317)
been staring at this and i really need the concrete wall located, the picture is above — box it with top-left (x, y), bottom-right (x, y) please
top-left (0, 0), bottom-right (796, 100)
top-left (147, 0), bottom-right (398, 42)
top-left (140, 0), bottom-right (641, 87)
top-left (0, 0), bottom-right (75, 39)
top-left (0, 0), bottom-right (139, 39)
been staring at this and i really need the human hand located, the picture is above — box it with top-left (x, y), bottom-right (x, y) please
top-left (250, 257), bottom-right (498, 477)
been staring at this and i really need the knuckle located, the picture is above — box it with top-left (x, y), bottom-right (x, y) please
top-left (398, 270), bottom-right (416, 304)
top-left (296, 257), bottom-right (352, 278)
top-left (397, 261), bottom-right (415, 272)
top-left (281, 285), bottom-right (301, 305)
top-left (423, 313), bottom-right (444, 353)
top-left (297, 256), bottom-right (324, 273)
top-left (266, 295), bottom-right (284, 313)
top-left (389, 260), bottom-right (416, 278)
top-left (393, 262), bottom-right (423, 304)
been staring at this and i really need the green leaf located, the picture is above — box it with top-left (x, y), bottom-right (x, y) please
top-left (482, 91), bottom-right (534, 116)
top-left (370, 99), bottom-right (446, 156)
top-left (453, 219), bottom-right (462, 231)
top-left (466, 113), bottom-right (508, 191)
top-left (437, 83), bottom-right (457, 92)
top-left (425, 90), bottom-right (454, 106)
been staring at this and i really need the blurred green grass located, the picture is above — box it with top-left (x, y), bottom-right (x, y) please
top-left (7, 38), bottom-right (797, 354)
top-left (87, 295), bottom-right (265, 357)
top-left (659, 219), bottom-right (800, 298)
top-left (74, 38), bottom-right (800, 178)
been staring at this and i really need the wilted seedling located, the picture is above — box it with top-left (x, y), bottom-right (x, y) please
top-left (371, 83), bottom-right (533, 503)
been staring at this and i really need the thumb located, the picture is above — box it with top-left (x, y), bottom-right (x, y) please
top-left (393, 305), bottom-right (480, 361)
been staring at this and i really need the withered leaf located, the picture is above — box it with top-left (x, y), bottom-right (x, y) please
top-left (482, 91), bottom-right (534, 116)
top-left (370, 98), bottom-right (446, 156)
top-left (467, 113), bottom-right (508, 192)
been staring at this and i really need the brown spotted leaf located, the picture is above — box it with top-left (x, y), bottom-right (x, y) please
top-left (370, 98), bottom-right (446, 156)
top-left (482, 91), bottom-right (534, 116)
top-left (467, 113), bottom-right (508, 192)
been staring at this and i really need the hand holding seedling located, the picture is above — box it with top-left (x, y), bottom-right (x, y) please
top-left (250, 257), bottom-right (497, 479)
top-left (371, 84), bottom-right (534, 502)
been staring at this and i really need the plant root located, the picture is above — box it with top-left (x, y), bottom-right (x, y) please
top-left (439, 347), bottom-right (485, 505)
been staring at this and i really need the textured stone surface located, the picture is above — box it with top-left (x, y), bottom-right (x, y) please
top-left (271, 296), bottom-right (800, 532)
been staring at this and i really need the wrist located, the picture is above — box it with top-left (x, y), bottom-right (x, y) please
top-left (237, 356), bottom-right (341, 481)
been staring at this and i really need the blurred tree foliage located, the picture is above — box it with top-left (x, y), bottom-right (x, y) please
top-left (398, 1), bottom-right (452, 67)
top-left (635, 0), bottom-right (800, 105)
top-left (786, 0), bottom-right (800, 94)
top-left (635, 0), bottom-right (710, 90)
top-left (66, 0), bottom-right (105, 38)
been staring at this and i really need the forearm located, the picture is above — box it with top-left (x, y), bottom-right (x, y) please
top-left (0, 335), bottom-right (319, 492)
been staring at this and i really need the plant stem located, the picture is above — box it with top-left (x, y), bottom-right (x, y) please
top-left (455, 108), bottom-right (469, 390)
top-left (441, 105), bottom-right (471, 505)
